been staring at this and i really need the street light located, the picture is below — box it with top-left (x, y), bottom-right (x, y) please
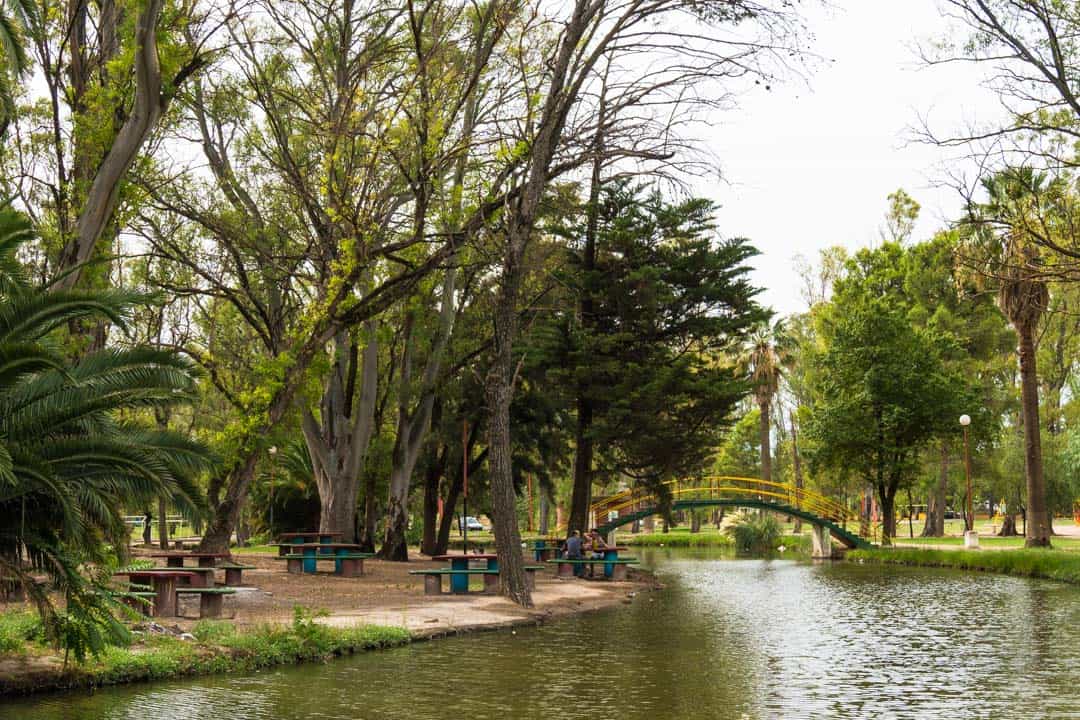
top-left (268, 446), bottom-right (278, 532)
top-left (959, 415), bottom-right (977, 548)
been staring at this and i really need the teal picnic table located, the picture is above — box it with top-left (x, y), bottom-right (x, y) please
top-left (533, 539), bottom-right (563, 562)
top-left (596, 545), bottom-right (629, 578)
top-left (289, 543), bottom-right (365, 574)
top-left (432, 554), bottom-right (499, 593)
top-left (276, 531), bottom-right (343, 557)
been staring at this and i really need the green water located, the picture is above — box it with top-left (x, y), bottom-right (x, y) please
top-left (7, 549), bottom-right (1080, 719)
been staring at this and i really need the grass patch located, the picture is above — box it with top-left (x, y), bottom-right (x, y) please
top-left (847, 547), bottom-right (1080, 584)
top-left (621, 532), bottom-right (734, 547)
top-left (0, 607), bottom-right (410, 695)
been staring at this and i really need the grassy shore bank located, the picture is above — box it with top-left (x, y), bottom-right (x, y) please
top-left (0, 608), bottom-right (409, 696)
top-left (847, 547), bottom-right (1080, 584)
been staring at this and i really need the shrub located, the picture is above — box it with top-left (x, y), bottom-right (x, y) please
top-left (722, 511), bottom-right (782, 553)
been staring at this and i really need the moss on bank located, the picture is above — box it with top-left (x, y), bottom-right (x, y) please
top-left (0, 608), bottom-right (410, 696)
top-left (847, 547), bottom-right (1080, 584)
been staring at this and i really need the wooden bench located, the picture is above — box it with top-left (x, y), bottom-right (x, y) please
top-left (280, 553), bottom-right (372, 577)
top-left (175, 587), bottom-right (237, 618)
top-left (410, 565), bottom-right (544, 595)
top-left (547, 558), bottom-right (638, 580)
top-left (216, 562), bottom-right (257, 585)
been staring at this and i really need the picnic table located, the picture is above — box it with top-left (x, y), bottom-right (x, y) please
top-left (431, 554), bottom-right (499, 593)
top-left (272, 532), bottom-right (342, 556)
top-left (279, 543), bottom-right (370, 574)
top-left (113, 569), bottom-right (194, 617)
top-left (532, 539), bottom-right (564, 562)
top-left (125, 565), bottom-right (216, 588)
top-left (149, 551), bottom-right (229, 568)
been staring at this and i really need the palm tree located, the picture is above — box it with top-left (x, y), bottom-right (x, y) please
top-left (0, 204), bottom-right (213, 659)
top-left (973, 169), bottom-right (1052, 547)
top-left (0, 0), bottom-right (37, 136)
top-left (745, 320), bottom-right (790, 483)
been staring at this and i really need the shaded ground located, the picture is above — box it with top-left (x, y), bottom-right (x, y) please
top-left (144, 551), bottom-right (649, 635)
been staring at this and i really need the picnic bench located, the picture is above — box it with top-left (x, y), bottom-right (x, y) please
top-left (149, 551), bottom-right (229, 568)
top-left (175, 587), bottom-right (236, 618)
top-left (216, 561), bottom-right (257, 585)
top-left (547, 557), bottom-right (638, 581)
top-left (113, 569), bottom-right (194, 617)
top-left (410, 565), bottom-right (545, 595)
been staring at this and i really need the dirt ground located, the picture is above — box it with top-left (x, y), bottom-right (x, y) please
top-left (129, 551), bottom-right (651, 636)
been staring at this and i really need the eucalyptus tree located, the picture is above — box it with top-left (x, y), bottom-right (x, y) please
top-left (2, 0), bottom-right (224, 290)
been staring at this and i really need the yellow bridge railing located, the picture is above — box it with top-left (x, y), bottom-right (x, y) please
top-left (590, 476), bottom-right (865, 536)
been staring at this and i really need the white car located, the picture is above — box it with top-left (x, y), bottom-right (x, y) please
top-left (461, 516), bottom-right (485, 532)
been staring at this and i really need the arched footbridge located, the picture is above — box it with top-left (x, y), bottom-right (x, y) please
top-left (590, 477), bottom-right (876, 556)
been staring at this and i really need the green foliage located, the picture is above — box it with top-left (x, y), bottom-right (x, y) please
top-left (623, 532), bottom-right (735, 548)
top-left (0, 203), bottom-right (214, 661)
top-left (721, 511), bottom-right (782, 553)
top-left (533, 181), bottom-right (769, 494)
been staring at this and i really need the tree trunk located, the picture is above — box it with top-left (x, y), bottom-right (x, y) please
top-left (1019, 328), bottom-right (1051, 547)
top-left (539, 492), bottom-right (550, 536)
top-left (359, 470), bottom-right (378, 553)
top-left (923, 442), bottom-right (948, 537)
top-left (420, 445), bottom-right (446, 556)
top-left (690, 512), bottom-right (701, 533)
top-left (200, 454), bottom-right (259, 552)
top-left (57, 0), bottom-right (167, 290)
top-left (759, 398), bottom-right (772, 481)
top-left (157, 496), bottom-right (169, 550)
top-left (569, 402), bottom-right (594, 535)
top-left (302, 328), bottom-right (378, 545)
top-left (789, 410), bottom-right (804, 534)
top-left (878, 484), bottom-right (897, 543)
top-left (998, 514), bottom-right (1019, 536)
top-left (485, 227), bottom-right (531, 607)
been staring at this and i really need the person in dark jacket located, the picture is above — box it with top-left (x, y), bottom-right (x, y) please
top-left (564, 530), bottom-right (584, 577)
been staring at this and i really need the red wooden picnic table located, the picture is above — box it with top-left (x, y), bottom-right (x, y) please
top-left (113, 570), bottom-right (194, 617)
top-left (149, 552), bottom-right (229, 568)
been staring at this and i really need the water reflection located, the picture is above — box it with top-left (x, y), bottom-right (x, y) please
top-left (7, 551), bottom-right (1080, 719)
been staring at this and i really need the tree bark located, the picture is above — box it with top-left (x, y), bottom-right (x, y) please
top-left (789, 410), bottom-right (803, 534)
top-left (1019, 328), bottom-right (1051, 547)
top-left (923, 442), bottom-right (948, 537)
top-left (420, 444), bottom-right (446, 556)
top-left (759, 398), bottom-right (772, 482)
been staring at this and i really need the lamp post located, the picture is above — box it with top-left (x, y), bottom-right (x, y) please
top-left (268, 446), bottom-right (278, 532)
top-left (959, 415), bottom-right (978, 549)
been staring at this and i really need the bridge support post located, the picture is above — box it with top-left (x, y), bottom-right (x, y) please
top-left (810, 524), bottom-right (835, 559)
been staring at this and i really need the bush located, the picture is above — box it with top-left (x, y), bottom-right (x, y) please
top-left (0, 610), bottom-right (44, 654)
top-left (722, 511), bottom-right (782, 553)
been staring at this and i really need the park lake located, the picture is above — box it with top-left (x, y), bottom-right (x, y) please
top-left (6, 548), bottom-right (1079, 720)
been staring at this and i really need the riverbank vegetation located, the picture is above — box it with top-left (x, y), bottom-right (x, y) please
top-left (0, 607), bottom-right (409, 695)
top-left (848, 548), bottom-right (1080, 586)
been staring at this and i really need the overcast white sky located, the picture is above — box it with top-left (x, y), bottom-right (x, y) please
top-left (698, 0), bottom-right (1004, 316)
